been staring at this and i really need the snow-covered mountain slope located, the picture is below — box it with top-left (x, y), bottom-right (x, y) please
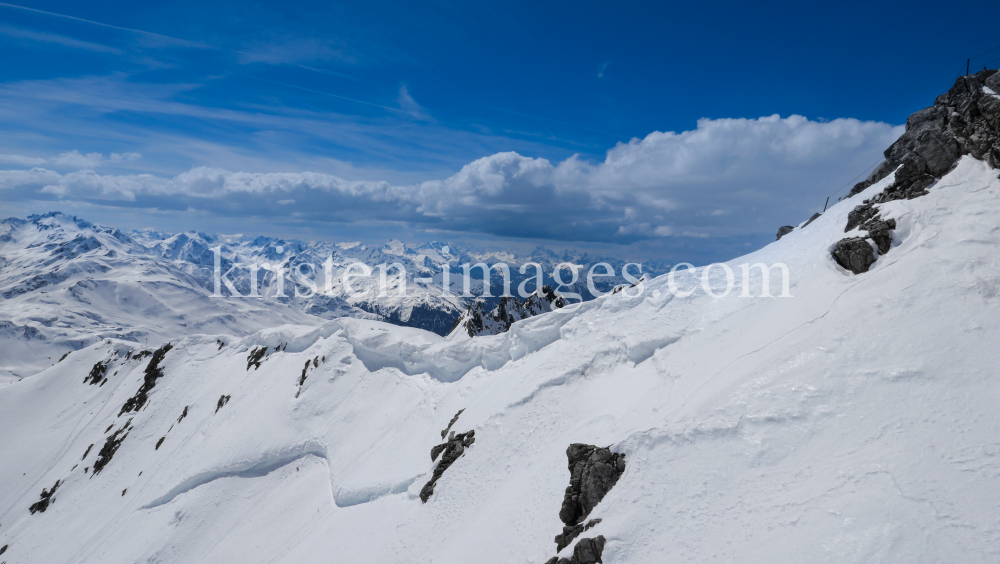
top-left (449, 286), bottom-right (567, 338)
top-left (132, 230), bottom-right (665, 337)
top-left (0, 214), bottom-right (663, 382)
top-left (1, 154), bottom-right (998, 563)
top-left (0, 214), bottom-right (355, 384)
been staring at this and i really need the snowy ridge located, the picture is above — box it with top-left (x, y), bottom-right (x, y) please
top-left (1, 154), bottom-right (999, 562)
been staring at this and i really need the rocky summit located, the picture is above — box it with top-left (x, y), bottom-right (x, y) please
top-left (831, 70), bottom-right (1000, 274)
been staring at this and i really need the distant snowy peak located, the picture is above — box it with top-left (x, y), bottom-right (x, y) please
top-left (449, 286), bottom-right (566, 338)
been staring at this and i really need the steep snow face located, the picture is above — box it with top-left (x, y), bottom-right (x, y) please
top-left (1, 157), bottom-right (998, 563)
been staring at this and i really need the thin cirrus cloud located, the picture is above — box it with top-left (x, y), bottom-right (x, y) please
top-left (0, 23), bottom-right (121, 53)
top-left (0, 114), bottom-right (902, 243)
top-left (0, 150), bottom-right (141, 169)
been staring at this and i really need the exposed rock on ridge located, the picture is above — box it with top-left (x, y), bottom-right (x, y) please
top-left (420, 424), bottom-right (476, 502)
top-left (849, 69), bottom-right (999, 200)
top-left (545, 535), bottom-right (607, 564)
top-left (834, 69), bottom-right (999, 274)
top-left (449, 286), bottom-right (566, 338)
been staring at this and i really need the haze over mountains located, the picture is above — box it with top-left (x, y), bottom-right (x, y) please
top-left (0, 212), bottom-right (667, 382)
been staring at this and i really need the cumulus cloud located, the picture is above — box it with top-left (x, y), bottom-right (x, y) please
top-left (0, 115), bottom-right (902, 243)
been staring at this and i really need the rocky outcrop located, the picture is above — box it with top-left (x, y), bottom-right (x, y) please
top-left (546, 444), bottom-right (625, 554)
top-left (449, 286), bottom-right (566, 338)
top-left (776, 225), bottom-right (795, 240)
top-left (555, 518), bottom-right (603, 552)
top-left (558, 444), bottom-right (625, 527)
top-left (863, 217), bottom-right (897, 255)
top-left (834, 204), bottom-right (898, 273)
top-left (93, 418), bottom-right (132, 475)
top-left (833, 69), bottom-right (999, 274)
top-left (119, 343), bottom-right (172, 416)
top-left (440, 408), bottom-right (465, 439)
top-left (832, 238), bottom-right (877, 274)
top-left (849, 69), bottom-right (999, 200)
top-left (420, 429), bottom-right (476, 502)
top-left (28, 480), bottom-right (60, 514)
top-left (84, 360), bottom-right (108, 385)
top-left (545, 535), bottom-right (607, 564)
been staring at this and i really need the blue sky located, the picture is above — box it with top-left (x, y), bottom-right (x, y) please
top-left (0, 0), bottom-right (997, 263)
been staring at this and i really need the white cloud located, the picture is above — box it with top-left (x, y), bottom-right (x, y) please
top-left (51, 150), bottom-right (142, 169)
top-left (0, 153), bottom-right (47, 166)
top-left (1, 115), bottom-right (902, 242)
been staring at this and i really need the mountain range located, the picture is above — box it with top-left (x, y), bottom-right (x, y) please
top-left (0, 70), bottom-right (998, 563)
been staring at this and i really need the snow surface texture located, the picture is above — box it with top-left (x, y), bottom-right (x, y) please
top-left (1, 157), bottom-right (998, 563)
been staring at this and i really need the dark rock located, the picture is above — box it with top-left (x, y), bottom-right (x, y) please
top-left (28, 480), bottom-right (60, 514)
top-left (119, 343), bottom-right (172, 416)
top-left (177, 405), bottom-right (188, 423)
top-left (861, 218), bottom-right (897, 255)
top-left (0, 543), bottom-right (7, 555)
top-left (555, 518), bottom-right (603, 552)
top-left (845, 204), bottom-right (878, 232)
top-left (985, 70), bottom-right (1000, 92)
top-left (776, 226), bottom-right (794, 240)
top-left (545, 535), bottom-right (607, 564)
top-left (246, 346), bottom-right (267, 371)
top-left (801, 212), bottom-right (822, 229)
top-left (558, 444), bottom-right (625, 527)
top-left (571, 536), bottom-right (606, 564)
top-left (849, 70), bottom-right (1000, 199)
top-left (81, 443), bottom-right (94, 461)
top-left (298, 359), bottom-right (311, 386)
top-left (155, 436), bottom-right (165, 450)
top-left (430, 443), bottom-right (448, 462)
top-left (93, 419), bottom-right (132, 474)
top-left (420, 429), bottom-right (476, 502)
top-left (215, 395), bottom-right (231, 413)
top-left (84, 360), bottom-right (108, 385)
top-left (832, 238), bottom-right (877, 274)
top-left (441, 409), bottom-right (465, 439)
